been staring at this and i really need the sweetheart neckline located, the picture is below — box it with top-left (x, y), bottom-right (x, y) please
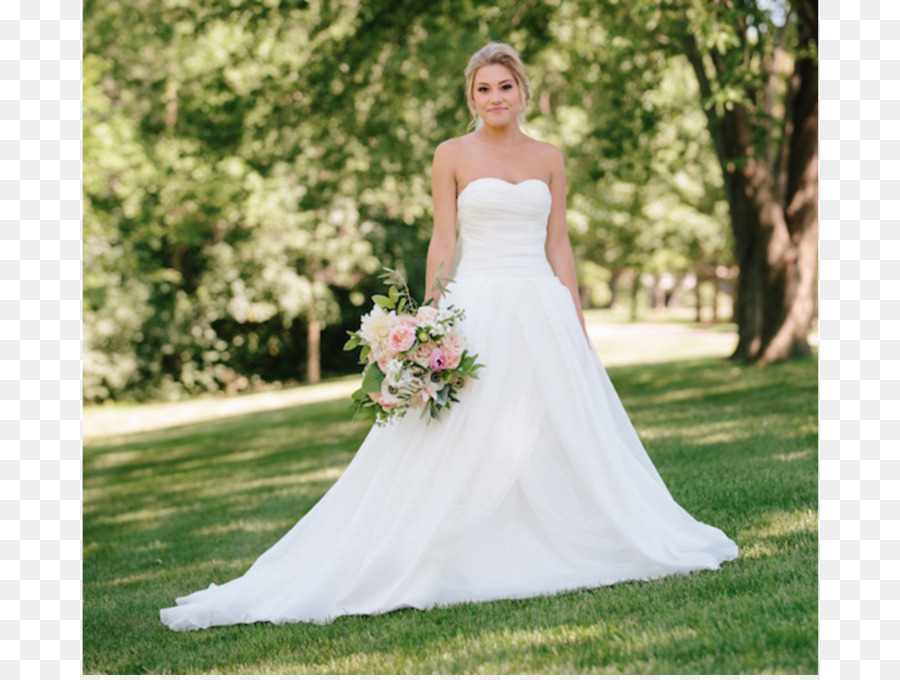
top-left (457, 177), bottom-right (551, 200)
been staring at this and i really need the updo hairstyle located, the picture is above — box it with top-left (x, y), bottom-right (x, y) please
top-left (464, 42), bottom-right (531, 129)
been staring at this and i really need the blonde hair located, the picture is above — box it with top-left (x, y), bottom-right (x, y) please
top-left (464, 42), bottom-right (531, 130)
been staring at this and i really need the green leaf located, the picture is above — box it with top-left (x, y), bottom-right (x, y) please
top-left (352, 405), bottom-right (377, 423)
top-left (372, 295), bottom-right (395, 309)
top-left (359, 345), bottom-right (371, 363)
top-left (361, 362), bottom-right (385, 393)
top-left (343, 335), bottom-right (361, 351)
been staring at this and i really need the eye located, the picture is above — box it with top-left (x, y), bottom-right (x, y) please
top-left (502, 84), bottom-right (513, 90)
top-left (477, 87), bottom-right (488, 92)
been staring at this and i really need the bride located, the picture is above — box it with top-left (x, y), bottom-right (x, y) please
top-left (160, 42), bottom-right (738, 631)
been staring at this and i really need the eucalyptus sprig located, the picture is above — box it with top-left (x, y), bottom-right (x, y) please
top-left (373, 267), bottom-right (418, 315)
top-left (424, 262), bottom-right (453, 308)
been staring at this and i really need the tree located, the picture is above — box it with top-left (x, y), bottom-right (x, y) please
top-left (83, 1), bottom-right (389, 398)
top-left (682, 0), bottom-right (817, 363)
top-left (85, 0), bottom-right (806, 403)
top-left (593, 0), bottom-right (817, 363)
top-left (82, 0), bottom-right (557, 400)
top-left (527, 3), bottom-right (732, 320)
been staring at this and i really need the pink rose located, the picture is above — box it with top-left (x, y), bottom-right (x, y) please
top-left (412, 342), bottom-right (436, 367)
top-left (441, 327), bottom-right (466, 356)
top-left (443, 351), bottom-right (461, 369)
top-left (429, 347), bottom-right (447, 371)
top-left (388, 323), bottom-right (416, 352)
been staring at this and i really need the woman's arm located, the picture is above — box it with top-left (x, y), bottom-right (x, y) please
top-left (426, 140), bottom-right (459, 304)
top-left (544, 146), bottom-right (589, 339)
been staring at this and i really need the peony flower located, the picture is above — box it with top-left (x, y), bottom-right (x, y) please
top-left (388, 323), bottom-right (417, 352)
top-left (359, 305), bottom-right (395, 356)
top-left (429, 347), bottom-right (448, 371)
top-left (347, 273), bottom-right (481, 428)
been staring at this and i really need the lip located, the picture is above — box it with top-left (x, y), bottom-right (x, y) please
top-left (487, 107), bottom-right (506, 112)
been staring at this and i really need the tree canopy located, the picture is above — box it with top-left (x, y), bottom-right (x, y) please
top-left (84, 0), bottom-right (814, 402)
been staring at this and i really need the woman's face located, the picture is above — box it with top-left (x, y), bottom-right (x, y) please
top-left (472, 64), bottom-right (521, 126)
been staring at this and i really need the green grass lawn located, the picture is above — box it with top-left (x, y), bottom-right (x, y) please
top-left (83, 351), bottom-right (817, 674)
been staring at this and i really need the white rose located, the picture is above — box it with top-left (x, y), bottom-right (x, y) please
top-left (416, 306), bottom-right (438, 323)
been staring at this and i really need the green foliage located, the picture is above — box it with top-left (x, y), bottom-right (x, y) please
top-left (527, 3), bottom-right (734, 288)
top-left (84, 0), bottom-right (743, 401)
top-left (83, 354), bottom-right (817, 674)
top-left (83, 1), bottom-right (435, 401)
top-left (361, 362), bottom-right (385, 394)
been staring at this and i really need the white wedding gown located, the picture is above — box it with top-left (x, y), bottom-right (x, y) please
top-left (160, 177), bottom-right (738, 631)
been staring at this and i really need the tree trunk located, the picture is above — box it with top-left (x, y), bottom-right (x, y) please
top-left (724, 163), bottom-right (767, 361)
top-left (630, 270), bottom-right (641, 321)
top-left (651, 274), bottom-right (665, 313)
top-left (607, 268), bottom-right (623, 308)
top-left (726, 154), bottom-right (816, 365)
top-left (307, 317), bottom-right (322, 383)
top-left (757, 3), bottom-right (819, 364)
top-left (666, 272), bottom-right (686, 308)
top-left (711, 266), bottom-right (720, 323)
top-left (695, 269), bottom-right (703, 323)
top-left (579, 284), bottom-right (591, 311)
top-left (682, 3), bottom-right (818, 365)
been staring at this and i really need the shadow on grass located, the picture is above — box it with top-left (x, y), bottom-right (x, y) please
top-left (84, 397), bottom-right (371, 590)
top-left (83, 355), bottom-right (817, 675)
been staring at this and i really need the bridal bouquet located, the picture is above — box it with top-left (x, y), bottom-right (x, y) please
top-left (344, 268), bottom-right (483, 426)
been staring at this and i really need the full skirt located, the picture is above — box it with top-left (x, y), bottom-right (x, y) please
top-left (160, 271), bottom-right (738, 630)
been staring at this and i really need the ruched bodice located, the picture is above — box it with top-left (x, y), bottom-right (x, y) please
top-left (456, 177), bottom-right (554, 278)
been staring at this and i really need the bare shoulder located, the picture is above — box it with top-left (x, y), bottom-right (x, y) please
top-left (433, 135), bottom-right (466, 177)
top-left (524, 137), bottom-right (565, 184)
top-left (529, 138), bottom-right (564, 167)
top-left (434, 133), bottom-right (477, 158)
top-left (434, 134), bottom-right (483, 188)
top-left (432, 136), bottom-right (466, 193)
